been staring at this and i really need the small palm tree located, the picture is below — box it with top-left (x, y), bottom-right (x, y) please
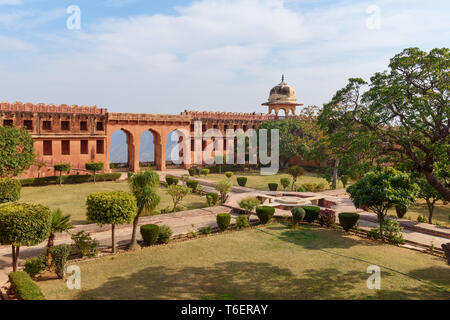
top-left (46, 209), bottom-right (73, 266)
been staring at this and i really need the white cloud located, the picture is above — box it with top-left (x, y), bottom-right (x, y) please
top-left (0, 0), bottom-right (21, 5)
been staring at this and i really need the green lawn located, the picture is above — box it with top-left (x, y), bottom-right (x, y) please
top-left (202, 171), bottom-right (344, 190)
top-left (20, 181), bottom-right (207, 225)
top-left (38, 224), bottom-right (450, 300)
top-left (388, 199), bottom-right (450, 228)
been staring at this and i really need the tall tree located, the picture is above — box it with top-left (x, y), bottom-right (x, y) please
top-left (321, 48), bottom-right (450, 200)
top-left (0, 126), bottom-right (35, 178)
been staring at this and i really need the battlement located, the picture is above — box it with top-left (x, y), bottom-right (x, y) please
top-left (108, 112), bottom-right (191, 123)
top-left (0, 101), bottom-right (107, 115)
top-left (181, 110), bottom-right (278, 121)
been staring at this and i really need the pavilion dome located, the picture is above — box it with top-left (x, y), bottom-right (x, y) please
top-left (264, 76), bottom-right (299, 105)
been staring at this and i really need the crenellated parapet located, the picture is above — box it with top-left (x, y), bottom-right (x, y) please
top-left (181, 110), bottom-right (279, 121)
top-left (0, 101), bottom-right (107, 115)
top-left (108, 112), bottom-right (191, 123)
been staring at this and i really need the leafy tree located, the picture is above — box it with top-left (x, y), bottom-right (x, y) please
top-left (347, 168), bottom-right (418, 239)
top-left (36, 162), bottom-right (46, 179)
top-left (128, 170), bottom-right (160, 249)
top-left (46, 209), bottom-right (73, 266)
top-left (0, 126), bottom-right (35, 178)
top-left (322, 48), bottom-right (450, 200)
top-left (86, 191), bottom-right (137, 253)
top-left (287, 166), bottom-right (305, 191)
top-left (85, 162), bottom-right (104, 183)
top-left (54, 163), bottom-right (71, 186)
top-left (216, 180), bottom-right (232, 203)
top-left (0, 178), bottom-right (21, 203)
top-left (239, 197), bottom-right (260, 219)
top-left (166, 185), bottom-right (191, 212)
top-left (0, 203), bottom-right (51, 271)
top-left (416, 177), bottom-right (443, 224)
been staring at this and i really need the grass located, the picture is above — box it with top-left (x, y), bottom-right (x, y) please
top-left (20, 181), bottom-right (207, 225)
top-left (388, 199), bottom-right (450, 228)
top-left (201, 170), bottom-right (344, 190)
top-left (37, 224), bottom-right (450, 300)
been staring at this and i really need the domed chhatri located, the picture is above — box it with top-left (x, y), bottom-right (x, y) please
top-left (262, 75), bottom-right (303, 116)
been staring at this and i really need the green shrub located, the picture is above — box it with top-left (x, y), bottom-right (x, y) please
top-left (186, 180), bottom-right (199, 192)
top-left (188, 167), bottom-right (196, 176)
top-left (366, 228), bottom-right (381, 239)
top-left (216, 180), bottom-right (232, 203)
top-left (417, 215), bottom-right (428, 223)
top-left (291, 207), bottom-right (305, 224)
top-left (395, 204), bottom-right (408, 219)
top-left (24, 254), bottom-right (46, 278)
top-left (298, 183), bottom-right (326, 192)
top-left (140, 224), bottom-right (160, 245)
top-left (50, 244), bottom-right (71, 279)
top-left (256, 206), bottom-right (275, 224)
top-left (92, 172), bottom-right (121, 182)
top-left (216, 213), bottom-right (231, 231)
top-left (201, 168), bottom-right (210, 176)
top-left (383, 218), bottom-right (405, 244)
top-left (237, 177), bottom-right (248, 187)
top-left (85, 162), bottom-right (104, 183)
top-left (127, 171), bottom-right (134, 180)
top-left (235, 215), bottom-right (249, 230)
top-left (280, 177), bottom-right (291, 190)
top-left (303, 206), bottom-right (320, 223)
top-left (71, 231), bottom-right (98, 257)
top-left (165, 175), bottom-right (179, 186)
top-left (206, 192), bottom-right (219, 206)
top-left (338, 212), bottom-right (360, 231)
top-left (318, 209), bottom-right (336, 228)
top-left (268, 183), bottom-right (278, 191)
top-left (225, 171), bottom-right (233, 179)
top-left (8, 271), bottom-right (45, 300)
top-left (239, 197), bottom-right (260, 215)
top-left (54, 163), bottom-right (71, 185)
top-left (201, 226), bottom-right (212, 234)
top-left (0, 178), bottom-right (21, 203)
top-left (158, 225), bottom-right (172, 244)
top-left (19, 173), bottom-right (121, 187)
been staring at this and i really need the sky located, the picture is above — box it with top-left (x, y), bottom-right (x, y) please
top-left (1, 0), bottom-right (449, 115)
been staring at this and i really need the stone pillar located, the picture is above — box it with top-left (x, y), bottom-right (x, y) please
top-left (128, 134), bottom-right (140, 173)
top-left (105, 133), bottom-right (112, 173)
top-left (154, 133), bottom-right (167, 171)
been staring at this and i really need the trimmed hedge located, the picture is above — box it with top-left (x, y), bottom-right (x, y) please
top-left (318, 209), bottom-right (336, 228)
top-left (140, 224), bottom-right (160, 245)
top-left (0, 178), bottom-right (21, 203)
top-left (188, 167), bottom-right (196, 176)
top-left (216, 213), bottom-right (231, 231)
top-left (20, 173), bottom-right (121, 187)
top-left (256, 206), bottom-right (275, 224)
top-left (165, 175), bottom-right (179, 186)
top-left (338, 212), bottom-right (360, 231)
top-left (158, 225), bottom-right (172, 244)
top-left (225, 171), bottom-right (233, 178)
top-left (8, 271), bottom-right (46, 300)
top-left (303, 206), bottom-right (320, 223)
top-left (235, 215), bottom-right (249, 230)
top-left (268, 183), bottom-right (278, 191)
top-left (201, 168), bottom-right (210, 176)
top-left (395, 204), bottom-right (408, 219)
top-left (186, 180), bottom-right (199, 192)
top-left (50, 244), bottom-right (71, 279)
top-left (237, 177), bottom-right (248, 187)
top-left (291, 207), bottom-right (305, 224)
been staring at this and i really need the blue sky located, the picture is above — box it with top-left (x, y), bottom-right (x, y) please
top-left (1, 0), bottom-right (449, 114)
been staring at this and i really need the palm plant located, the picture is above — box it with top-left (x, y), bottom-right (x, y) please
top-left (46, 209), bottom-right (73, 266)
top-left (128, 170), bottom-right (161, 250)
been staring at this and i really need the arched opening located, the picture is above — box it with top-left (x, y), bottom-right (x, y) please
top-left (166, 129), bottom-right (184, 168)
top-left (139, 130), bottom-right (156, 169)
top-left (278, 108), bottom-right (287, 118)
top-left (109, 129), bottom-right (132, 171)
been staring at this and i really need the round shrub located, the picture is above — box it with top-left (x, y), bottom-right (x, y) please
top-left (256, 206), bottom-right (275, 224)
top-left (280, 177), bottom-right (291, 190)
top-left (206, 192), bottom-right (219, 206)
top-left (24, 255), bottom-right (46, 278)
top-left (188, 167), bottom-right (196, 176)
top-left (201, 168), bottom-right (210, 176)
top-left (291, 207), bottom-right (305, 224)
top-left (318, 209), bottom-right (336, 228)
top-left (338, 212), bottom-right (360, 231)
top-left (268, 183), bottom-right (278, 191)
top-left (158, 225), bottom-right (172, 244)
top-left (216, 213), bottom-right (231, 231)
top-left (165, 175), bottom-right (179, 186)
top-left (49, 244), bottom-right (71, 279)
top-left (236, 215), bottom-right (249, 230)
top-left (186, 180), bottom-right (199, 192)
top-left (225, 171), bottom-right (233, 179)
top-left (140, 224), bottom-right (160, 245)
top-left (395, 204), bottom-right (408, 219)
top-left (237, 177), bottom-right (248, 187)
top-left (0, 178), bottom-right (21, 203)
top-left (303, 206), bottom-right (320, 223)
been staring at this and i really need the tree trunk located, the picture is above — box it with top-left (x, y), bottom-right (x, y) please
top-left (129, 211), bottom-right (142, 250)
top-left (426, 200), bottom-right (435, 224)
top-left (11, 246), bottom-right (20, 272)
top-left (378, 215), bottom-right (384, 240)
top-left (423, 170), bottom-right (450, 202)
top-left (59, 172), bottom-right (62, 186)
top-left (332, 158), bottom-right (340, 190)
top-left (291, 178), bottom-right (296, 191)
top-left (93, 170), bottom-right (96, 184)
top-left (111, 224), bottom-right (116, 253)
top-left (46, 233), bottom-right (55, 267)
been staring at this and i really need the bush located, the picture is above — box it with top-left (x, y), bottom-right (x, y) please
top-left (236, 215), bottom-right (249, 230)
top-left (239, 197), bottom-right (260, 215)
top-left (225, 171), bottom-right (233, 179)
top-left (127, 171), bottom-right (134, 180)
top-left (216, 213), bottom-right (231, 231)
top-left (165, 175), bottom-right (179, 186)
top-left (71, 231), bottom-right (98, 257)
top-left (50, 244), bottom-right (71, 279)
top-left (201, 168), bottom-right (210, 176)
top-left (268, 183), bottom-right (278, 191)
top-left (298, 183), bottom-right (326, 192)
top-left (366, 219), bottom-right (405, 244)
top-left (280, 177), bottom-right (291, 190)
top-left (318, 209), bottom-right (336, 228)
top-left (395, 204), bottom-right (408, 219)
top-left (186, 180), bottom-right (199, 192)
top-left (237, 177), bottom-right (248, 187)
top-left (85, 162), bottom-right (104, 183)
top-left (201, 226), bottom-right (212, 234)
top-left (8, 271), bottom-right (45, 300)
top-left (158, 225), bottom-right (172, 244)
top-left (19, 173), bottom-right (121, 187)
top-left (256, 206), bottom-right (275, 224)
top-left (216, 180), bottom-right (232, 203)
top-left (24, 254), bottom-right (46, 278)
top-left (140, 224), bottom-right (160, 245)
top-left (206, 192), bottom-right (219, 206)
top-left (338, 212), bottom-right (360, 231)
top-left (417, 215), bottom-right (428, 223)
top-left (188, 167), bottom-right (196, 176)
top-left (54, 163), bottom-right (71, 185)
top-left (0, 178), bottom-right (21, 203)
top-left (291, 207), bottom-right (306, 224)
top-left (303, 206), bottom-right (320, 223)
